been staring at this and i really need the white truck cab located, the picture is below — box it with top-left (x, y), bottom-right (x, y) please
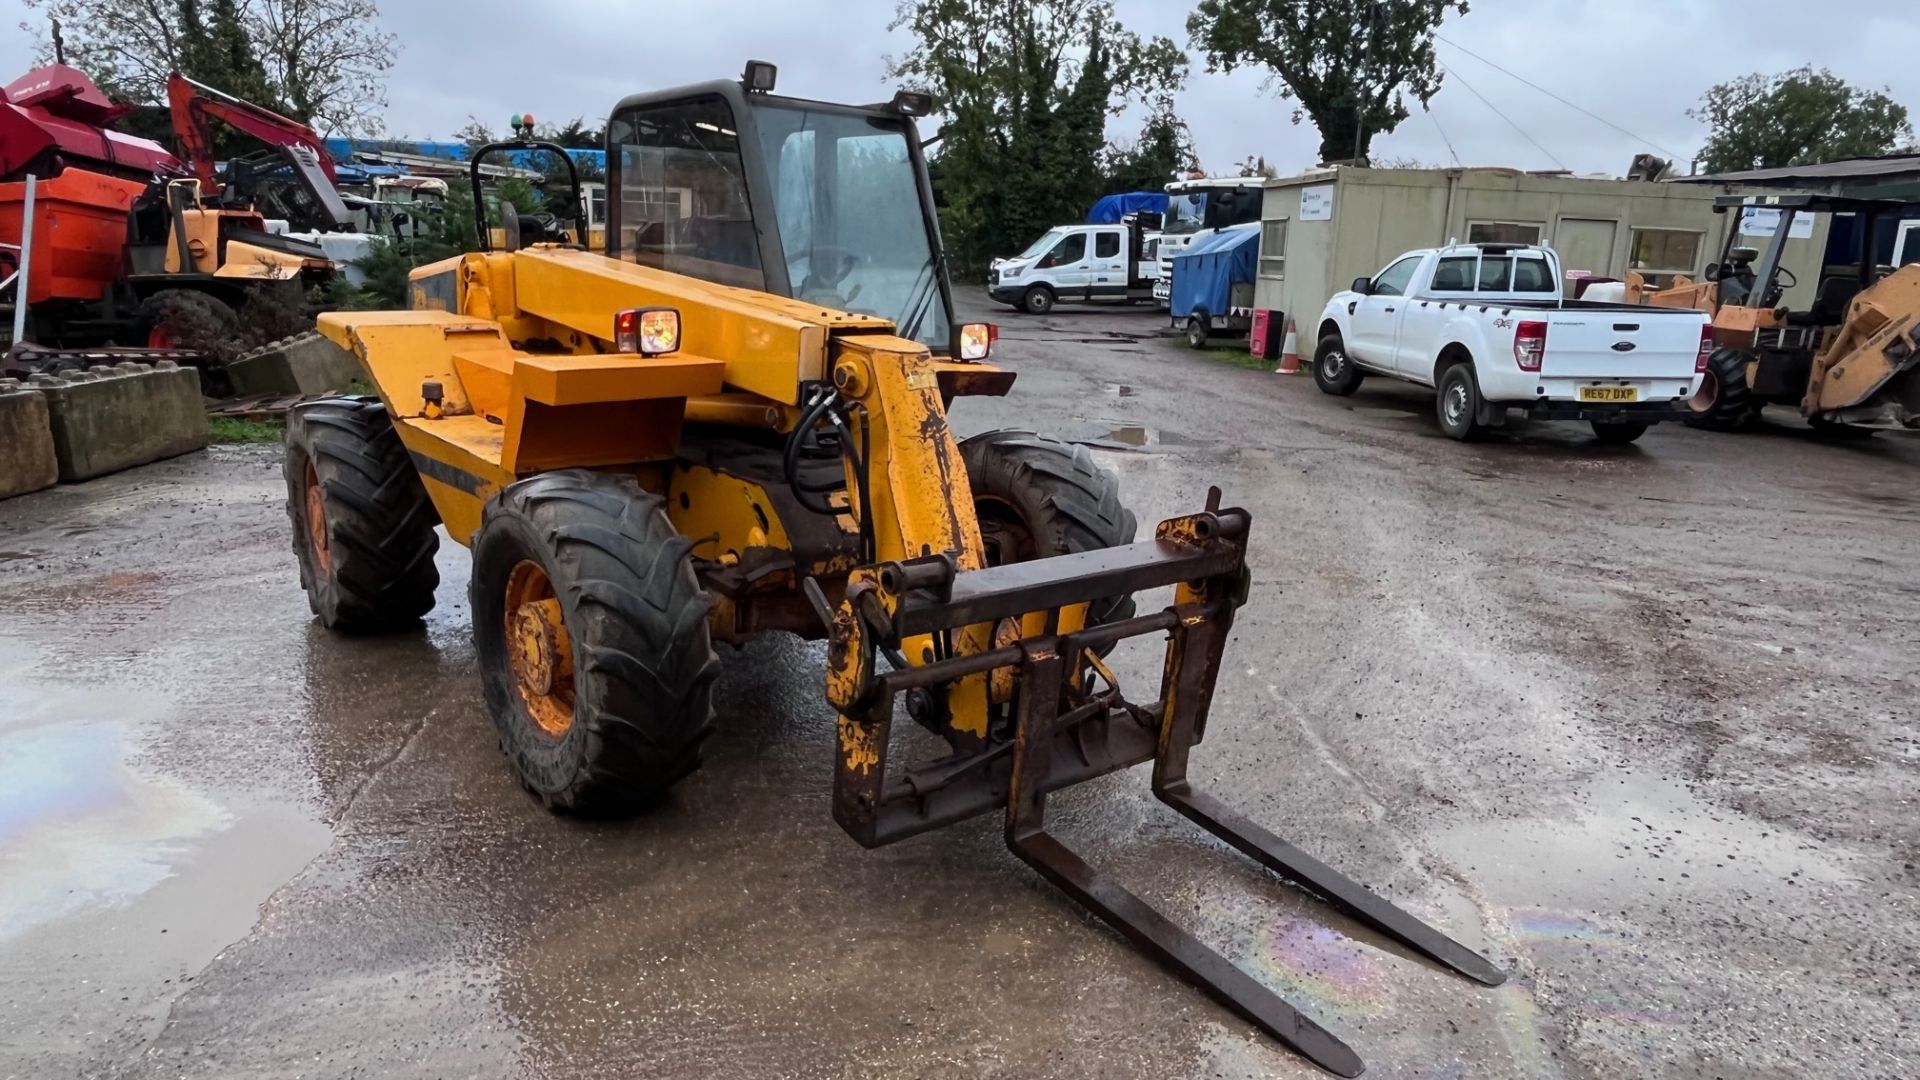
top-left (1152, 177), bottom-right (1265, 308)
top-left (1314, 243), bottom-right (1714, 443)
top-left (990, 219), bottom-right (1158, 314)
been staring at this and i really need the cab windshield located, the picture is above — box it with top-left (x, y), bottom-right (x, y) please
top-left (756, 105), bottom-right (949, 348)
top-left (1017, 229), bottom-right (1064, 260)
top-left (1165, 193), bottom-right (1206, 234)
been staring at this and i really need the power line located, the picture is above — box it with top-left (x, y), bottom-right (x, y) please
top-left (1439, 61), bottom-right (1568, 171)
top-left (1436, 35), bottom-right (1688, 162)
top-left (1427, 106), bottom-right (1462, 166)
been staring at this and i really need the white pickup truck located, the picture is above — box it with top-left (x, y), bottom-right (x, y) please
top-left (1313, 244), bottom-right (1713, 443)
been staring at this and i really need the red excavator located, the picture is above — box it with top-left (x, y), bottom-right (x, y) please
top-left (1, 64), bottom-right (338, 383)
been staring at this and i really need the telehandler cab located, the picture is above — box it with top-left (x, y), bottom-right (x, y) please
top-left (284, 64), bottom-right (1502, 1075)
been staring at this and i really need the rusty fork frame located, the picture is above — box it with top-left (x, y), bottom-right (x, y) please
top-left (822, 490), bottom-right (1505, 1077)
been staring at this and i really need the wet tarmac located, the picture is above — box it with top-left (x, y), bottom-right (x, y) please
top-left (2, 296), bottom-right (1916, 1079)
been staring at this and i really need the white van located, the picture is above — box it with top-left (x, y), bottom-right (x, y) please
top-left (988, 219), bottom-right (1159, 314)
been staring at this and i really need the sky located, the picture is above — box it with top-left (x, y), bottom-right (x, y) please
top-left (4, 0), bottom-right (1917, 178)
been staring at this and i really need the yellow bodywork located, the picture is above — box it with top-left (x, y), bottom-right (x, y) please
top-left (319, 242), bottom-right (1010, 741)
top-left (161, 206), bottom-right (327, 280)
top-left (1804, 264), bottom-right (1920, 416)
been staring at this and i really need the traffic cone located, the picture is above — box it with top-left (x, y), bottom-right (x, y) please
top-left (1274, 318), bottom-right (1302, 374)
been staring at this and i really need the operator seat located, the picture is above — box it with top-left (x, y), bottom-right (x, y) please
top-left (1788, 276), bottom-right (1863, 326)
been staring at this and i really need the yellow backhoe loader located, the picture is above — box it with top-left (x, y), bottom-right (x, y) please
top-left (282, 65), bottom-right (1502, 1075)
top-left (1621, 194), bottom-right (1920, 434)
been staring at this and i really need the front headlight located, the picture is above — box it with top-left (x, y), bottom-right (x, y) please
top-left (1001, 266), bottom-right (1021, 281)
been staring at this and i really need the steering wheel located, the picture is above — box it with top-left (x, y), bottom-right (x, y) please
top-left (1775, 266), bottom-right (1798, 290)
top-left (796, 246), bottom-right (865, 307)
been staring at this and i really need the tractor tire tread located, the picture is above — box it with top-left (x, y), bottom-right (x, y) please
top-left (1686, 348), bottom-right (1753, 432)
top-left (285, 397), bottom-right (440, 632)
top-left (473, 470), bottom-right (718, 815)
top-left (959, 429), bottom-right (1138, 629)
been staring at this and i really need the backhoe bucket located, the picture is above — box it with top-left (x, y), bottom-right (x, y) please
top-left (822, 490), bottom-right (1504, 1076)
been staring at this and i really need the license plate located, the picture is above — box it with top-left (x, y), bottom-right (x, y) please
top-left (1579, 386), bottom-right (1639, 402)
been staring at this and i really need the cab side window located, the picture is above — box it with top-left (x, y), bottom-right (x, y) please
top-left (1043, 232), bottom-right (1087, 268)
top-left (1371, 256), bottom-right (1421, 297)
top-left (1512, 257), bottom-right (1556, 292)
top-left (1094, 231), bottom-right (1121, 259)
top-left (1431, 256), bottom-right (1477, 291)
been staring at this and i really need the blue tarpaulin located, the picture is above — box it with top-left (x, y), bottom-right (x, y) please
top-left (1169, 226), bottom-right (1259, 319)
top-left (1087, 191), bottom-right (1168, 223)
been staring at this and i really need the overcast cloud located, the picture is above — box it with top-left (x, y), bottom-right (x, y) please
top-left (5, 0), bottom-right (1916, 177)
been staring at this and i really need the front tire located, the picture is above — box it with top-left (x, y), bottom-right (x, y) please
top-left (1021, 286), bottom-right (1056, 316)
top-left (1685, 348), bottom-right (1754, 431)
top-left (1436, 363), bottom-right (1486, 441)
top-left (1313, 333), bottom-right (1364, 396)
top-left (1185, 316), bottom-right (1209, 350)
top-left (1591, 419), bottom-right (1650, 444)
top-left (470, 471), bottom-right (718, 814)
top-left (959, 431), bottom-right (1138, 640)
top-left (284, 398), bottom-right (440, 631)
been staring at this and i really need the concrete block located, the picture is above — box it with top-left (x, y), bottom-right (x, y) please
top-left (225, 332), bottom-right (364, 396)
top-left (0, 378), bottom-right (58, 500)
top-left (32, 361), bottom-right (208, 481)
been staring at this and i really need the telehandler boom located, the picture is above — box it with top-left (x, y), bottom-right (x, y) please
top-left (284, 66), bottom-right (1503, 1075)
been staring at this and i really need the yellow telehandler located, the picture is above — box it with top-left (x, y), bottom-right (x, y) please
top-left (283, 64), bottom-right (1501, 1075)
top-left (1621, 194), bottom-right (1920, 434)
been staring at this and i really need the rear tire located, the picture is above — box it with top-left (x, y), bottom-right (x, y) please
top-left (1313, 333), bottom-right (1364, 396)
top-left (959, 431), bottom-right (1138, 641)
top-left (1436, 362), bottom-right (1486, 441)
top-left (470, 470), bottom-right (718, 814)
top-left (1185, 316), bottom-right (1209, 350)
top-left (138, 289), bottom-right (241, 395)
top-left (1021, 286), bottom-right (1055, 316)
top-left (1590, 419), bottom-right (1650, 444)
top-left (1685, 348), bottom-right (1754, 431)
top-left (284, 397), bottom-right (440, 631)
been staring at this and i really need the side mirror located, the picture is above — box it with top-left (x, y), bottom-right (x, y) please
top-left (1702, 262), bottom-right (1720, 282)
top-left (1351, 276), bottom-right (1373, 295)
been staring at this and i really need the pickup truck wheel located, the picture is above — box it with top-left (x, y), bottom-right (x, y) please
top-left (1436, 363), bottom-right (1486, 441)
top-left (1684, 348), bottom-right (1754, 431)
top-left (1312, 333), bottom-right (1364, 396)
top-left (1590, 419), bottom-right (1649, 445)
top-left (1021, 286), bottom-right (1055, 316)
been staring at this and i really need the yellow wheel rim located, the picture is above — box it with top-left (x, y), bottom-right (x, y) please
top-left (504, 560), bottom-right (576, 737)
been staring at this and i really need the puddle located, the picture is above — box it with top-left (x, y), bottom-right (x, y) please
top-left (0, 721), bottom-right (230, 939)
top-left (1429, 768), bottom-right (1856, 910)
top-left (1100, 425), bottom-right (1198, 448)
top-left (0, 550), bottom-right (36, 563)
top-left (1102, 383), bottom-right (1138, 397)
top-left (0, 638), bottom-right (330, 943)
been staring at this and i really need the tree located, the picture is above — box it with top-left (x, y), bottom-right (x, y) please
top-left (1102, 106), bottom-right (1197, 192)
top-left (539, 118), bottom-right (605, 151)
top-left (454, 117), bottom-right (498, 151)
top-left (1233, 154), bottom-right (1278, 177)
top-left (175, 0), bottom-right (279, 155)
top-left (1187, 0), bottom-right (1465, 164)
top-left (22, 0), bottom-right (399, 135)
top-left (889, 0), bottom-right (1188, 274)
top-left (1691, 67), bottom-right (1913, 175)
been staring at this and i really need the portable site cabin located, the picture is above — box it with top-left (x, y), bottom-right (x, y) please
top-left (1252, 167), bottom-right (1832, 331)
